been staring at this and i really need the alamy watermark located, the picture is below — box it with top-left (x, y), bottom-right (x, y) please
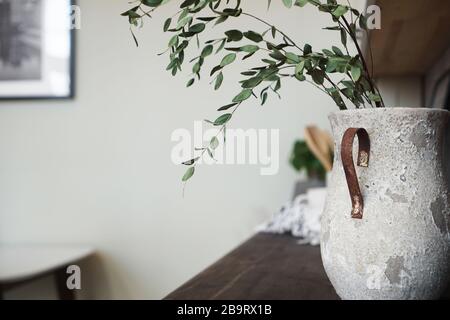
top-left (66, 265), bottom-right (81, 290)
top-left (365, 5), bottom-right (381, 30)
top-left (70, 5), bottom-right (81, 30)
top-left (68, 3), bottom-right (381, 31)
top-left (171, 121), bottom-right (280, 176)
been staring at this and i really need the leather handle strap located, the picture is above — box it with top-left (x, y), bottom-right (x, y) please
top-left (341, 128), bottom-right (370, 219)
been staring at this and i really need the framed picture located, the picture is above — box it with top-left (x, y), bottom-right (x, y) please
top-left (0, 0), bottom-right (75, 100)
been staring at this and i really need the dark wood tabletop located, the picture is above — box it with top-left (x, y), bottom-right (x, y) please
top-left (165, 233), bottom-right (339, 300)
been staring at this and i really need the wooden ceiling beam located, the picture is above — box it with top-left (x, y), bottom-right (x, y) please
top-left (366, 0), bottom-right (450, 77)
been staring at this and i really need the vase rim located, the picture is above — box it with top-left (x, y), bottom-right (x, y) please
top-left (330, 107), bottom-right (449, 117)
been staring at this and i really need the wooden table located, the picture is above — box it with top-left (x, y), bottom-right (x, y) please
top-left (166, 233), bottom-right (450, 300)
top-left (0, 245), bottom-right (94, 300)
top-left (165, 233), bottom-right (339, 300)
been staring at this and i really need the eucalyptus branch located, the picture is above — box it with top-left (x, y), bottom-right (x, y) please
top-left (121, 0), bottom-right (388, 183)
top-left (182, 102), bottom-right (241, 192)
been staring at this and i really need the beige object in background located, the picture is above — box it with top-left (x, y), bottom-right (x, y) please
top-left (304, 126), bottom-right (333, 172)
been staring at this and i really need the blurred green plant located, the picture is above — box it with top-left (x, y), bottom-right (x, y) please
top-left (290, 140), bottom-right (326, 181)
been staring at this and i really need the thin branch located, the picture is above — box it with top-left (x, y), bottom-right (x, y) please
top-left (341, 16), bottom-right (383, 108)
top-left (241, 12), bottom-right (304, 53)
top-left (365, 29), bottom-right (375, 78)
top-left (324, 74), bottom-right (349, 109)
top-left (344, 71), bottom-right (374, 108)
top-left (346, 0), bottom-right (354, 24)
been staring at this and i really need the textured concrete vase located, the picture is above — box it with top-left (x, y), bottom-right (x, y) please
top-left (321, 108), bottom-right (450, 300)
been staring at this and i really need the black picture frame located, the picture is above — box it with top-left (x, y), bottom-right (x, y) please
top-left (0, 0), bottom-right (76, 101)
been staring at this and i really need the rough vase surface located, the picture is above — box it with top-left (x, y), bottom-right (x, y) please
top-left (321, 108), bottom-right (450, 300)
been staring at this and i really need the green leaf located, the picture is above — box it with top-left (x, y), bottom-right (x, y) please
top-left (182, 167), bottom-right (195, 182)
top-left (214, 15), bottom-right (228, 26)
top-left (163, 18), bottom-right (172, 32)
top-left (142, 0), bottom-right (163, 7)
top-left (340, 28), bottom-right (347, 46)
top-left (295, 0), bottom-right (308, 7)
top-left (215, 72), bottom-right (224, 90)
top-left (197, 17), bottom-right (216, 22)
top-left (168, 35), bottom-right (179, 47)
top-left (261, 92), bottom-right (268, 105)
top-left (178, 31), bottom-right (196, 38)
top-left (241, 76), bottom-right (263, 89)
top-left (166, 58), bottom-right (178, 71)
top-left (269, 50), bottom-right (286, 61)
top-left (282, 0), bottom-right (293, 8)
top-left (359, 14), bottom-right (368, 30)
top-left (121, 6), bottom-right (139, 17)
top-left (192, 62), bottom-right (200, 74)
top-left (210, 65), bottom-right (222, 76)
top-left (307, 0), bottom-right (321, 5)
top-left (368, 93), bottom-right (381, 102)
top-left (326, 59), bottom-right (338, 72)
top-left (295, 61), bottom-right (305, 75)
top-left (332, 46), bottom-right (344, 56)
top-left (217, 103), bottom-right (238, 111)
top-left (214, 113), bottom-right (232, 126)
top-left (178, 8), bottom-right (188, 21)
top-left (180, 0), bottom-right (196, 8)
top-left (262, 58), bottom-right (277, 65)
top-left (311, 69), bottom-right (325, 85)
top-left (304, 44), bottom-right (312, 55)
top-left (189, 23), bottom-right (205, 34)
top-left (351, 65), bottom-right (361, 81)
top-left (271, 26), bottom-right (276, 38)
top-left (216, 39), bottom-right (226, 53)
top-left (243, 52), bottom-right (255, 60)
top-left (225, 30), bottom-right (243, 41)
top-left (274, 79), bottom-right (281, 91)
top-left (240, 45), bottom-right (259, 53)
top-left (220, 53), bottom-right (236, 67)
top-left (232, 89), bottom-right (252, 102)
top-left (244, 31), bottom-right (263, 43)
top-left (182, 157), bottom-right (199, 165)
top-left (323, 26), bottom-right (341, 31)
top-left (332, 5), bottom-right (348, 18)
top-left (329, 89), bottom-right (346, 110)
top-left (186, 78), bottom-right (195, 87)
top-left (176, 16), bottom-right (192, 29)
top-left (201, 45), bottom-right (213, 58)
top-left (285, 52), bottom-right (300, 63)
top-left (210, 137), bottom-right (219, 150)
top-left (322, 49), bottom-right (334, 56)
top-left (206, 148), bottom-right (215, 159)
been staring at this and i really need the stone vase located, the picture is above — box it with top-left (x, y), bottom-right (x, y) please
top-left (321, 108), bottom-right (450, 300)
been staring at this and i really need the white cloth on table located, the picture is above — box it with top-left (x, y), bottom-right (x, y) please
top-left (256, 188), bottom-right (327, 246)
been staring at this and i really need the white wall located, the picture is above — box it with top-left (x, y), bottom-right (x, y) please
top-left (1, 0), bottom-right (420, 299)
